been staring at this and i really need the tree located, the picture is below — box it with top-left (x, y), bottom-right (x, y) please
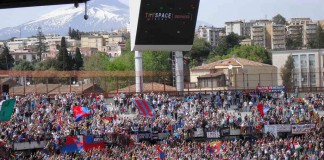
top-left (73, 47), bottom-right (83, 70)
top-left (35, 27), bottom-right (47, 61)
top-left (13, 60), bottom-right (35, 71)
top-left (211, 32), bottom-right (241, 56)
top-left (57, 37), bottom-right (73, 70)
top-left (281, 55), bottom-right (294, 90)
top-left (286, 32), bottom-right (303, 50)
top-left (272, 14), bottom-right (286, 25)
top-left (35, 58), bottom-right (59, 71)
top-left (0, 46), bottom-right (15, 70)
top-left (207, 45), bottom-right (272, 65)
top-left (226, 45), bottom-right (272, 64)
top-left (184, 38), bottom-right (211, 66)
top-left (308, 25), bottom-right (324, 49)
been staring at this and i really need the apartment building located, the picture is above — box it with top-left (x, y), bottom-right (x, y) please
top-left (272, 49), bottom-right (324, 87)
top-left (81, 35), bottom-right (105, 52)
top-left (251, 25), bottom-right (265, 47)
top-left (225, 21), bottom-right (244, 36)
top-left (197, 26), bottom-right (225, 47)
top-left (265, 23), bottom-right (286, 50)
top-left (303, 23), bottom-right (317, 46)
top-left (286, 18), bottom-right (319, 47)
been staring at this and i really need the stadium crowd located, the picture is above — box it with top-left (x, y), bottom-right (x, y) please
top-left (0, 90), bottom-right (324, 160)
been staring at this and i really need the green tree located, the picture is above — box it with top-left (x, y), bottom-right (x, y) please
top-left (272, 14), bottom-right (286, 25)
top-left (35, 58), bottom-right (59, 71)
top-left (308, 25), bottom-right (324, 49)
top-left (226, 45), bottom-right (272, 64)
top-left (13, 60), bottom-right (35, 71)
top-left (35, 27), bottom-right (47, 61)
top-left (281, 55), bottom-right (294, 90)
top-left (84, 52), bottom-right (111, 71)
top-left (0, 46), bottom-right (15, 70)
top-left (74, 47), bottom-right (83, 70)
top-left (211, 32), bottom-right (241, 56)
top-left (185, 38), bottom-right (211, 65)
top-left (57, 37), bottom-right (73, 70)
top-left (286, 29), bottom-right (303, 50)
top-left (207, 45), bottom-right (272, 64)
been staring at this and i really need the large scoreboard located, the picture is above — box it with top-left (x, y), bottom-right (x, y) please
top-left (130, 0), bottom-right (200, 51)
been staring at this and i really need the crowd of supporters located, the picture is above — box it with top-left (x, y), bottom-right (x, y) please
top-left (0, 90), bottom-right (324, 159)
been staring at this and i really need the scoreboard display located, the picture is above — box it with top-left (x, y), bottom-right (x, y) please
top-left (130, 0), bottom-right (200, 51)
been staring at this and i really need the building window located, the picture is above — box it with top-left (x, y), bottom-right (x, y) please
top-left (23, 55), bottom-right (27, 60)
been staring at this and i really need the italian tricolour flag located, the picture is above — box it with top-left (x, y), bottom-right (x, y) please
top-left (293, 142), bottom-right (302, 150)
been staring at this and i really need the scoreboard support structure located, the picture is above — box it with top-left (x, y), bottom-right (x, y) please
top-left (175, 51), bottom-right (184, 92)
top-left (130, 0), bottom-right (200, 94)
top-left (135, 51), bottom-right (143, 93)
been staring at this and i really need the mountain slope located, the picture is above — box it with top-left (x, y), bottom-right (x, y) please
top-left (0, 0), bottom-right (129, 40)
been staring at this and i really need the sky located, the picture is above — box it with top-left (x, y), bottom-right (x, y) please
top-left (0, 0), bottom-right (324, 29)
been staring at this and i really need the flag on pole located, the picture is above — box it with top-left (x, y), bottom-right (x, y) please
top-left (0, 99), bottom-right (16, 121)
top-left (73, 106), bottom-right (90, 122)
top-left (134, 100), bottom-right (155, 118)
top-left (257, 103), bottom-right (265, 117)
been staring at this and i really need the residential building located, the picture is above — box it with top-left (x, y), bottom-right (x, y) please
top-left (10, 51), bottom-right (37, 63)
top-left (286, 18), bottom-right (318, 47)
top-left (197, 26), bottom-right (225, 47)
top-left (240, 39), bottom-right (252, 46)
top-left (190, 57), bottom-right (277, 90)
top-left (80, 47), bottom-right (99, 57)
top-left (81, 35), bottom-right (105, 52)
top-left (265, 23), bottom-right (286, 50)
top-left (303, 23), bottom-right (317, 46)
top-left (243, 21), bottom-right (254, 37)
top-left (319, 20), bottom-right (324, 29)
top-left (272, 49), bottom-right (324, 87)
top-left (251, 25), bottom-right (266, 47)
top-left (225, 21), bottom-right (244, 36)
top-left (288, 18), bottom-right (312, 26)
top-left (104, 43), bottom-right (124, 57)
top-left (102, 33), bottom-right (126, 45)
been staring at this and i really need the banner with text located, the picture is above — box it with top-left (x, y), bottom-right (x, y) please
top-left (292, 124), bottom-right (315, 134)
top-left (264, 125), bottom-right (278, 137)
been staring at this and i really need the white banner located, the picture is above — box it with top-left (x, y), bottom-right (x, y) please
top-left (292, 124), bottom-right (315, 134)
top-left (206, 131), bottom-right (220, 138)
top-left (264, 125), bottom-right (278, 137)
top-left (275, 124), bottom-right (291, 132)
top-left (194, 128), bottom-right (204, 137)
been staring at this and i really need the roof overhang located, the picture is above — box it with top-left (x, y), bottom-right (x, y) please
top-left (0, 0), bottom-right (89, 9)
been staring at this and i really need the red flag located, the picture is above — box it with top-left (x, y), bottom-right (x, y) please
top-left (156, 144), bottom-right (162, 153)
top-left (57, 111), bottom-right (62, 125)
top-left (257, 103), bottom-right (264, 117)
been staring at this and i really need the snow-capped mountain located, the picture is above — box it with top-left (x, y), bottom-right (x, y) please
top-left (0, 0), bottom-right (129, 40)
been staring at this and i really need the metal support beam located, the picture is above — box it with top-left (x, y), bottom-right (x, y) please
top-left (175, 51), bottom-right (184, 93)
top-left (135, 51), bottom-right (143, 93)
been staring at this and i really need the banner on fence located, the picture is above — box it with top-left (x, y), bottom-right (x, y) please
top-left (206, 130), bottom-right (221, 139)
top-left (194, 128), bottom-right (204, 138)
top-left (222, 127), bottom-right (230, 136)
top-left (292, 124), bottom-right (315, 134)
top-left (264, 125), bottom-right (278, 137)
top-left (256, 86), bottom-right (285, 93)
top-left (276, 124), bottom-right (291, 132)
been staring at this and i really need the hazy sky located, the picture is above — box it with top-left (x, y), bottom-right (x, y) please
top-left (0, 0), bottom-right (323, 29)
